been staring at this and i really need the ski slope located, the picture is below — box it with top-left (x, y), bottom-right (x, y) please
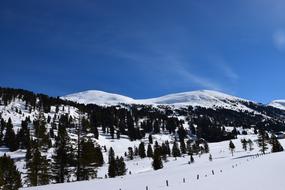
top-left (24, 135), bottom-right (285, 190)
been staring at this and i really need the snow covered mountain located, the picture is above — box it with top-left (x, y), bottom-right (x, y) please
top-left (62, 90), bottom-right (253, 111)
top-left (268, 100), bottom-right (285, 110)
top-left (63, 90), bottom-right (136, 105)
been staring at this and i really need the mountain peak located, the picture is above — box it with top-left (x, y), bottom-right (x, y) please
top-left (62, 89), bottom-right (253, 112)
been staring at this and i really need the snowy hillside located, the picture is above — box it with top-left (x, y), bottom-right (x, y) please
top-left (25, 135), bottom-right (285, 190)
top-left (269, 100), bottom-right (285, 110)
top-left (63, 90), bottom-right (254, 111)
top-left (63, 90), bottom-right (136, 105)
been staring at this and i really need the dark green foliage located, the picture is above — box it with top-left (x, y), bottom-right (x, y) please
top-left (108, 147), bottom-right (116, 178)
top-left (116, 156), bottom-right (127, 176)
top-left (52, 124), bottom-right (74, 183)
top-left (229, 140), bottom-right (235, 156)
top-left (152, 148), bottom-right (163, 170)
top-left (190, 155), bottom-right (194, 163)
top-left (26, 141), bottom-right (50, 186)
top-left (0, 154), bottom-right (22, 189)
top-left (247, 139), bottom-right (254, 151)
top-left (147, 144), bottom-right (153, 157)
top-left (241, 139), bottom-right (248, 151)
top-left (77, 139), bottom-right (98, 180)
top-left (138, 142), bottom-right (146, 158)
top-left (128, 147), bottom-right (134, 160)
top-left (270, 134), bottom-right (284, 153)
top-left (17, 120), bottom-right (30, 149)
top-left (180, 140), bottom-right (186, 154)
top-left (148, 134), bottom-right (153, 144)
top-left (108, 147), bottom-right (115, 163)
top-left (257, 129), bottom-right (268, 154)
top-left (172, 141), bottom-right (181, 158)
top-left (4, 118), bottom-right (19, 151)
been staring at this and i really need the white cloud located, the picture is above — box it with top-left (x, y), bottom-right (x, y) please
top-left (113, 50), bottom-right (222, 91)
top-left (273, 30), bottom-right (285, 51)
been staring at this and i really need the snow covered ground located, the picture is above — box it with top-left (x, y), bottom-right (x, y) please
top-left (23, 134), bottom-right (285, 190)
top-left (269, 99), bottom-right (285, 110)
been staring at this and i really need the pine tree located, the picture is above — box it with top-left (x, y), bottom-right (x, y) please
top-left (138, 142), bottom-right (146, 158)
top-left (108, 155), bottom-right (116, 178)
top-left (172, 141), bottom-right (181, 158)
top-left (0, 154), bottom-right (22, 189)
top-left (108, 147), bottom-right (115, 163)
top-left (148, 134), bottom-right (153, 144)
top-left (247, 139), bottom-right (254, 151)
top-left (241, 139), bottom-right (248, 151)
top-left (128, 147), bottom-right (134, 160)
top-left (258, 129), bottom-right (268, 154)
top-left (0, 118), bottom-right (5, 146)
top-left (180, 140), bottom-right (187, 154)
top-left (190, 155), bottom-right (194, 163)
top-left (78, 139), bottom-right (97, 180)
top-left (116, 156), bottom-right (127, 176)
top-left (4, 118), bottom-right (18, 151)
top-left (229, 140), bottom-right (235, 156)
top-left (17, 120), bottom-right (30, 149)
top-left (152, 148), bottom-right (163, 170)
top-left (270, 134), bottom-right (284, 153)
top-left (52, 124), bottom-right (74, 183)
top-left (94, 146), bottom-right (104, 167)
top-left (26, 141), bottom-right (50, 186)
top-left (147, 144), bottom-right (153, 158)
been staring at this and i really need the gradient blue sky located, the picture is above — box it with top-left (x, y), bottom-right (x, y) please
top-left (1, 0), bottom-right (285, 103)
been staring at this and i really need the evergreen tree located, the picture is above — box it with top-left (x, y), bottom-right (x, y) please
top-left (248, 139), bottom-right (254, 151)
top-left (148, 134), bottom-right (153, 144)
top-left (180, 140), bottom-right (187, 154)
top-left (0, 154), bottom-right (22, 189)
top-left (116, 156), bottom-right (127, 176)
top-left (229, 140), bottom-right (235, 156)
top-left (241, 139), bottom-right (248, 151)
top-left (17, 120), bottom-right (30, 149)
top-left (128, 147), bottom-right (134, 160)
top-left (108, 157), bottom-right (116, 178)
top-left (94, 146), bottom-right (104, 167)
top-left (3, 118), bottom-right (18, 151)
top-left (52, 123), bottom-right (74, 183)
top-left (78, 139), bottom-right (97, 180)
top-left (152, 148), bottom-right (163, 170)
top-left (138, 142), bottom-right (146, 158)
top-left (26, 142), bottom-right (50, 186)
top-left (270, 134), bottom-right (284, 153)
top-left (108, 147), bottom-right (115, 164)
top-left (147, 144), bottom-right (153, 158)
top-left (0, 118), bottom-right (5, 146)
top-left (257, 129), bottom-right (268, 154)
top-left (190, 155), bottom-right (194, 163)
top-left (172, 141), bottom-right (181, 158)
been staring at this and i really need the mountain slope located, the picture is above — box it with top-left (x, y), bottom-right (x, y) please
top-left (62, 90), bottom-right (254, 111)
top-left (269, 100), bottom-right (285, 110)
top-left (63, 90), bottom-right (136, 105)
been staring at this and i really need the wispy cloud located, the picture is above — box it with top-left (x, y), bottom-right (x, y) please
top-left (112, 49), bottom-right (222, 91)
top-left (273, 30), bottom-right (285, 51)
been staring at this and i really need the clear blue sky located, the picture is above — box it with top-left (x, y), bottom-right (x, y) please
top-left (1, 0), bottom-right (285, 103)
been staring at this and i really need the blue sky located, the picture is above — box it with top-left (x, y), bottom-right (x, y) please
top-left (1, 0), bottom-right (285, 103)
